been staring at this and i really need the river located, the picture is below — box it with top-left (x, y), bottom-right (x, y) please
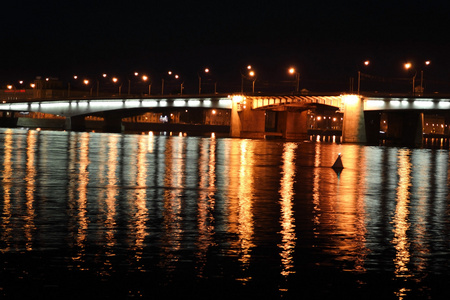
top-left (0, 128), bottom-right (449, 299)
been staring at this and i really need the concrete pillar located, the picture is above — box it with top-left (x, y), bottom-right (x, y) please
top-left (386, 111), bottom-right (423, 147)
top-left (230, 96), bottom-right (265, 138)
top-left (342, 95), bottom-right (366, 143)
top-left (0, 111), bottom-right (18, 128)
top-left (64, 115), bottom-right (86, 131)
top-left (103, 112), bottom-right (124, 133)
top-left (278, 110), bottom-right (308, 140)
top-left (364, 111), bottom-right (381, 145)
top-left (230, 97), bottom-right (242, 137)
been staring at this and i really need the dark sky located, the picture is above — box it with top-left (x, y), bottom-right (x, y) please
top-left (2, 0), bottom-right (450, 93)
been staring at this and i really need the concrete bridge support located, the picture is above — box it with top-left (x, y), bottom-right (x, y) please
top-left (342, 95), bottom-right (367, 143)
top-left (277, 110), bottom-right (308, 139)
top-left (385, 111), bottom-right (423, 147)
top-left (0, 111), bottom-right (18, 128)
top-left (230, 98), bottom-right (309, 139)
top-left (64, 115), bottom-right (86, 131)
top-left (230, 98), bottom-right (266, 138)
top-left (103, 112), bottom-right (124, 133)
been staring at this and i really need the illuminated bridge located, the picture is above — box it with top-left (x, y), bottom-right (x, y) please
top-left (1, 94), bottom-right (450, 146)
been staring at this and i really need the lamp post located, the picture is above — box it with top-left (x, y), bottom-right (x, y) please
top-left (249, 70), bottom-right (256, 94)
top-left (420, 61), bottom-right (431, 96)
top-left (83, 79), bottom-right (92, 96)
top-left (241, 65), bottom-right (256, 94)
top-left (112, 77), bottom-right (122, 96)
top-left (288, 67), bottom-right (300, 93)
top-left (357, 60), bottom-right (370, 95)
top-left (142, 75), bottom-right (151, 95)
top-left (198, 68), bottom-right (210, 94)
top-left (404, 62), bottom-right (417, 96)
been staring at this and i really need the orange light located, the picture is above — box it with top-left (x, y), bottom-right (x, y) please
top-left (404, 62), bottom-right (412, 70)
top-left (288, 67), bottom-right (295, 74)
top-left (112, 77), bottom-right (118, 83)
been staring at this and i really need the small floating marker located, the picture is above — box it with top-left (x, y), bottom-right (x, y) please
top-left (332, 153), bottom-right (344, 170)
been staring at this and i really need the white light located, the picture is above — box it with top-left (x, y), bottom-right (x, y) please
top-left (174, 100), bottom-right (186, 106)
top-left (219, 99), bottom-right (233, 108)
top-left (188, 100), bottom-right (201, 106)
top-left (342, 94), bottom-right (359, 105)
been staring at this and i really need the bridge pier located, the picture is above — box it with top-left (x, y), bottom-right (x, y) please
top-left (64, 115), bottom-right (86, 131)
top-left (277, 110), bottom-right (308, 139)
top-left (0, 111), bottom-right (18, 128)
top-left (384, 111), bottom-right (423, 147)
top-left (342, 95), bottom-right (367, 143)
top-left (230, 97), bottom-right (266, 138)
top-left (230, 97), bottom-right (309, 139)
top-left (103, 112), bottom-right (124, 133)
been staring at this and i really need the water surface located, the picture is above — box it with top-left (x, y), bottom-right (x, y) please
top-left (1, 128), bottom-right (450, 299)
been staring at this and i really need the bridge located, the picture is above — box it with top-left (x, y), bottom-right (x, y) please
top-left (2, 94), bottom-right (450, 146)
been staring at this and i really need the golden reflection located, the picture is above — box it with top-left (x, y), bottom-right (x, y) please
top-left (279, 142), bottom-right (297, 278)
top-left (335, 145), bottom-right (368, 272)
top-left (312, 142), bottom-right (321, 239)
top-left (160, 136), bottom-right (185, 273)
top-left (195, 138), bottom-right (217, 276)
top-left (105, 135), bottom-right (119, 252)
top-left (24, 130), bottom-right (38, 251)
top-left (1, 129), bottom-right (13, 251)
top-left (238, 140), bottom-right (255, 269)
top-left (393, 149), bottom-right (412, 298)
top-left (78, 133), bottom-right (90, 247)
top-left (66, 132), bottom-right (90, 269)
top-left (130, 135), bottom-right (149, 263)
top-left (226, 139), bottom-right (255, 281)
top-left (148, 131), bottom-right (155, 153)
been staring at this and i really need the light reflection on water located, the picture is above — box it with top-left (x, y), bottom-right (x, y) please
top-left (1, 128), bottom-right (450, 299)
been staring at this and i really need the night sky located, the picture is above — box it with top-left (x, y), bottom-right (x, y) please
top-left (2, 0), bottom-right (450, 94)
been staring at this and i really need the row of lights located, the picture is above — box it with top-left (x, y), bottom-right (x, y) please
top-left (358, 60), bottom-right (432, 95)
top-left (5, 65), bottom-right (302, 94)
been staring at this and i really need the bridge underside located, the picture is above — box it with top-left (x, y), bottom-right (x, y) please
top-left (231, 99), bottom-right (342, 140)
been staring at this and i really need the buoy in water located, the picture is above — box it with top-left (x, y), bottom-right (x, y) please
top-left (332, 153), bottom-right (344, 169)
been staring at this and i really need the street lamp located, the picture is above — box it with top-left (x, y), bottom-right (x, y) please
top-left (128, 72), bottom-right (139, 96)
top-left (288, 67), bottom-right (300, 93)
top-left (142, 75), bottom-right (151, 95)
top-left (198, 68), bottom-right (210, 94)
top-left (357, 60), bottom-right (370, 94)
top-left (404, 62), bottom-right (417, 96)
top-left (83, 79), bottom-right (93, 96)
top-left (112, 77), bottom-right (122, 96)
top-left (241, 65), bottom-right (256, 94)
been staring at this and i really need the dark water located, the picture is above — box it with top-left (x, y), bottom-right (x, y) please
top-left (1, 128), bottom-right (450, 299)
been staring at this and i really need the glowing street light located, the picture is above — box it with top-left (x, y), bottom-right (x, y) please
top-left (198, 67), bottom-right (210, 94)
top-left (357, 60), bottom-right (370, 94)
top-left (288, 67), bottom-right (300, 93)
top-left (142, 75), bottom-right (151, 95)
top-left (404, 62), bottom-right (416, 96)
top-left (83, 79), bottom-right (93, 96)
top-left (112, 77), bottom-right (122, 96)
top-left (241, 65), bottom-right (256, 93)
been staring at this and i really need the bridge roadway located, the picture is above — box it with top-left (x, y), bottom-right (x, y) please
top-left (2, 93), bottom-right (450, 116)
top-left (2, 94), bottom-right (450, 145)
